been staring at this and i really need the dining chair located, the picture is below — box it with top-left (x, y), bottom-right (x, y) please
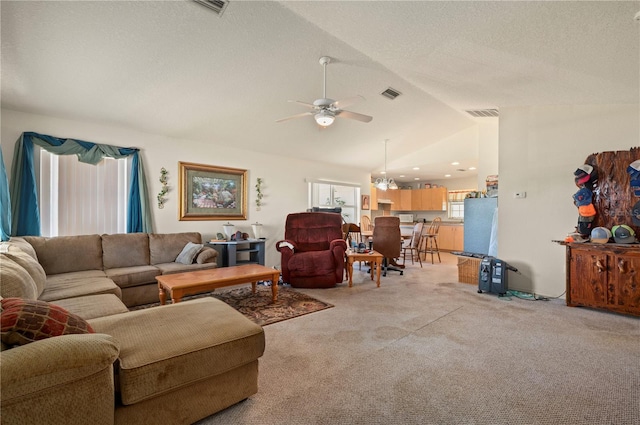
top-left (401, 222), bottom-right (424, 267)
top-left (420, 217), bottom-right (442, 264)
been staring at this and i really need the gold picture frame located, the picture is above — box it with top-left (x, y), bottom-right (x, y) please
top-left (178, 161), bottom-right (247, 221)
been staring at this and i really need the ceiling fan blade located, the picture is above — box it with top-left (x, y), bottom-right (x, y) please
top-left (291, 100), bottom-right (316, 109)
top-left (331, 95), bottom-right (364, 110)
top-left (275, 111), bottom-right (313, 123)
top-left (336, 109), bottom-right (373, 123)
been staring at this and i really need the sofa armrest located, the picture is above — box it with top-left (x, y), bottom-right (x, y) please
top-left (329, 239), bottom-right (348, 252)
top-left (276, 240), bottom-right (298, 253)
top-left (1, 333), bottom-right (119, 401)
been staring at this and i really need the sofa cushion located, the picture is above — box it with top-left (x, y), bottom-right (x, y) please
top-left (23, 235), bottom-right (103, 275)
top-left (53, 294), bottom-right (129, 320)
top-left (154, 262), bottom-right (217, 275)
top-left (0, 257), bottom-right (38, 300)
top-left (1, 251), bottom-right (46, 297)
top-left (104, 265), bottom-right (160, 289)
top-left (102, 233), bottom-right (150, 269)
top-left (40, 276), bottom-right (121, 302)
top-left (0, 298), bottom-right (94, 347)
top-left (149, 233), bottom-right (202, 265)
top-left (89, 298), bottom-right (265, 405)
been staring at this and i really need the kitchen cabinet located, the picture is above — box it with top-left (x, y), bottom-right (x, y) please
top-left (372, 187), bottom-right (447, 211)
top-left (418, 187), bottom-right (447, 211)
top-left (564, 242), bottom-right (639, 316)
top-left (398, 190), bottom-right (412, 211)
top-left (370, 184), bottom-right (378, 211)
top-left (411, 190), bottom-right (423, 210)
top-left (437, 225), bottom-right (464, 251)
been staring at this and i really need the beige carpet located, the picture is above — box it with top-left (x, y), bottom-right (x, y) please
top-left (196, 253), bottom-right (639, 425)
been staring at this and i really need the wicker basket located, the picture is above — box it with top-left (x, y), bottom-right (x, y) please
top-left (457, 257), bottom-right (481, 285)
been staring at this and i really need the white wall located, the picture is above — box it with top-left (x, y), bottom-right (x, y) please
top-left (1, 109), bottom-right (371, 268)
top-left (477, 119), bottom-right (499, 191)
top-left (498, 104), bottom-right (640, 297)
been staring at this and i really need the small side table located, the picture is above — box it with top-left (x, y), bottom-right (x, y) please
top-left (345, 250), bottom-right (383, 287)
top-left (206, 239), bottom-right (266, 268)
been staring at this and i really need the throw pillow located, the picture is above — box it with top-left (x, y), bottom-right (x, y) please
top-left (0, 298), bottom-right (94, 348)
top-left (196, 247), bottom-right (217, 264)
top-left (175, 242), bottom-right (203, 265)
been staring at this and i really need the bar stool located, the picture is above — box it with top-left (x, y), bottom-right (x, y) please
top-left (420, 217), bottom-right (442, 264)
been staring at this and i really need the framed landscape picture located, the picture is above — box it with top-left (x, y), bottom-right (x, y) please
top-left (178, 161), bottom-right (247, 220)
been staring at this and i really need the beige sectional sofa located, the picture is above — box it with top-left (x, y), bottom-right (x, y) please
top-left (0, 233), bottom-right (266, 424)
top-left (22, 231), bottom-right (219, 309)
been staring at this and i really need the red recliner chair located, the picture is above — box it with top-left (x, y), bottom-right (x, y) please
top-left (276, 212), bottom-right (348, 288)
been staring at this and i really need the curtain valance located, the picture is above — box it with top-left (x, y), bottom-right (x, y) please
top-left (9, 131), bottom-right (153, 236)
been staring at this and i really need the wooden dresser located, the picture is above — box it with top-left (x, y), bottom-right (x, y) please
top-left (560, 147), bottom-right (640, 317)
top-left (562, 242), bottom-right (640, 316)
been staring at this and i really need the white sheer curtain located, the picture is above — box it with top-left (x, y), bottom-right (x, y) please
top-left (39, 149), bottom-right (129, 237)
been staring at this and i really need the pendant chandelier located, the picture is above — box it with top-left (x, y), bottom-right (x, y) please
top-left (374, 139), bottom-right (398, 191)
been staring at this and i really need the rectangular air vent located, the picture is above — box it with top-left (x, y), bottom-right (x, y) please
top-left (193, 0), bottom-right (229, 16)
top-left (380, 87), bottom-right (402, 100)
top-left (466, 109), bottom-right (499, 118)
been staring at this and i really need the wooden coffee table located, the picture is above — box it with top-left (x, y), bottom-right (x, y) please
top-left (156, 264), bottom-right (280, 304)
top-left (345, 250), bottom-right (384, 287)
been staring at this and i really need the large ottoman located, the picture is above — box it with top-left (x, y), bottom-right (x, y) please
top-left (88, 297), bottom-right (265, 425)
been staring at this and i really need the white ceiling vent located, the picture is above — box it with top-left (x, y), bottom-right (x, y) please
top-left (380, 87), bottom-right (402, 100)
top-left (466, 109), bottom-right (499, 118)
top-left (193, 0), bottom-right (229, 16)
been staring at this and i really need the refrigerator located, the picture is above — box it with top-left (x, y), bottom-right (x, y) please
top-left (463, 198), bottom-right (498, 256)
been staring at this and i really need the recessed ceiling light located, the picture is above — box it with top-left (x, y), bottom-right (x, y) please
top-left (414, 177), bottom-right (420, 180)
top-left (412, 167), bottom-right (420, 170)
top-left (381, 171), bottom-right (386, 175)
top-left (399, 175), bottom-right (405, 178)
top-left (451, 161), bottom-right (460, 165)
top-left (444, 174), bottom-right (451, 178)
top-left (468, 167), bottom-right (476, 170)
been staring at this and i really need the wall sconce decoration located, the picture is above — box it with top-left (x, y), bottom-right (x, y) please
top-left (157, 167), bottom-right (169, 209)
top-left (255, 177), bottom-right (264, 211)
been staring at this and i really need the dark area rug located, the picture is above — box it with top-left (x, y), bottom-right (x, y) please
top-left (130, 286), bottom-right (333, 326)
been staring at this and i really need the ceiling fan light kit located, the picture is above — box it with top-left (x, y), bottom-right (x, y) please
top-left (315, 110), bottom-right (335, 127)
top-left (375, 139), bottom-right (398, 191)
top-left (276, 56), bottom-right (372, 127)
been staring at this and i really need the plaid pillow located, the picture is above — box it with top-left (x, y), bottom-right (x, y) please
top-left (0, 298), bottom-right (94, 347)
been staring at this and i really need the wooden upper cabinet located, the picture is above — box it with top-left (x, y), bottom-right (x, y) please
top-left (372, 187), bottom-right (448, 211)
top-left (419, 187), bottom-right (447, 211)
top-left (430, 187), bottom-right (447, 211)
top-left (411, 190), bottom-right (423, 210)
top-left (370, 183), bottom-right (378, 211)
top-left (399, 190), bottom-right (412, 211)
top-left (387, 190), bottom-right (400, 210)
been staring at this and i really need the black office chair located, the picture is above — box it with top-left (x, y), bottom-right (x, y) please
top-left (372, 216), bottom-right (404, 276)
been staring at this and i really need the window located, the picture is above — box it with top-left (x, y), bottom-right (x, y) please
top-left (448, 190), bottom-right (473, 220)
top-left (39, 149), bottom-right (130, 236)
top-left (309, 181), bottom-right (360, 224)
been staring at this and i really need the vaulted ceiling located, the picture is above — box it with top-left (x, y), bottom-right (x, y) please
top-left (2, 1), bottom-right (638, 182)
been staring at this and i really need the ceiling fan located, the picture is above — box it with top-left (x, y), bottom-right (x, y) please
top-left (276, 56), bottom-right (373, 127)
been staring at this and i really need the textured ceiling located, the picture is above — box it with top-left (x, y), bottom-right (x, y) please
top-left (2, 1), bottom-right (639, 183)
